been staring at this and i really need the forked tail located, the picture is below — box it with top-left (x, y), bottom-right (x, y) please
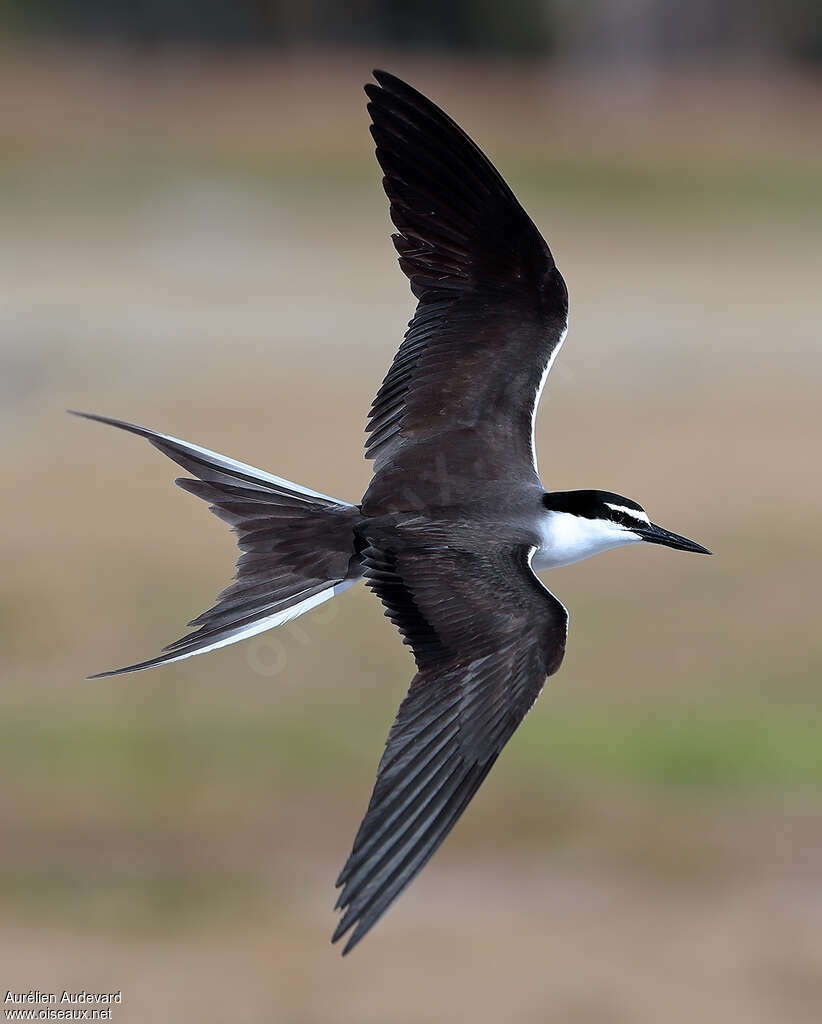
top-left (70, 412), bottom-right (363, 676)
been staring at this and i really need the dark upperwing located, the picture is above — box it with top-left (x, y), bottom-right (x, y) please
top-left (333, 532), bottom-right (568, 952)
top-left (361, 70), bottom-right (568, 514)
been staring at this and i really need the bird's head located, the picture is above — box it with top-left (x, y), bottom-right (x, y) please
top-left (538, 490), bottom-right (710, 568)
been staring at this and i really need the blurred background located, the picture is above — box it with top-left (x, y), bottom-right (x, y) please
top-left (2, 3), bottom-right (821, 1022)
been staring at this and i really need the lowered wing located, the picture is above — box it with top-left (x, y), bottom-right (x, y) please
top-left (333, 533), bottom-right (568, 952)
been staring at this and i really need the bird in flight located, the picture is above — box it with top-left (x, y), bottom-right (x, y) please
top-left (72, 70), bottom-right (710, 953)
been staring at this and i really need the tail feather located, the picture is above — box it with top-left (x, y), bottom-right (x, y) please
top-left (71, 412), bottom-right (363, 677)
top-left (69, 411), bottom-right (347, 504)
top-left (87, 586), bottom-right (339, 678)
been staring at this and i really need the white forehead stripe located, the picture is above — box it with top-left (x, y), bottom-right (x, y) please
top-left (605, 502), bottom-right (650, 524)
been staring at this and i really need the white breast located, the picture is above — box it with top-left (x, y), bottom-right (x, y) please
top-left (533, 511), bottom-right (641, 570)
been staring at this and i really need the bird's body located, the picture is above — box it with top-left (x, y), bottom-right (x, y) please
top-left (73, 70), bottom-right (708, 953)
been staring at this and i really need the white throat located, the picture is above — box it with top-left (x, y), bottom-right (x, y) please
top-left (534, 511), bottom-right (642, 570)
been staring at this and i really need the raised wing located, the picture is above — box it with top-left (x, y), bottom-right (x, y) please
top-left (362, 70), bottom-right (568, 514)
top-left (332, 535), bottom-right (568, 953)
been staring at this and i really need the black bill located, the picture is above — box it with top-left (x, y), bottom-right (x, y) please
top-left (638, 523), bottom-right (711, 555)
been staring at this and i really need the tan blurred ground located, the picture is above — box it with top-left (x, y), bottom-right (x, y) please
top-left (1, 47), bottom-right (821, 1023)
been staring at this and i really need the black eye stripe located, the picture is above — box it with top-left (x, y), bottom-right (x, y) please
top-left (542, 490), bottom-right (646, 521)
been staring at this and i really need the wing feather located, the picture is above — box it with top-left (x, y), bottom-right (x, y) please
top-left (332, 540), bottom-right (567, 953)
top-left (361, 71), bottom-right (568, 512)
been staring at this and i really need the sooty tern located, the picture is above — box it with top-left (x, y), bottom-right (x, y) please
top-left (72, 70), bottom-right (710, 953)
